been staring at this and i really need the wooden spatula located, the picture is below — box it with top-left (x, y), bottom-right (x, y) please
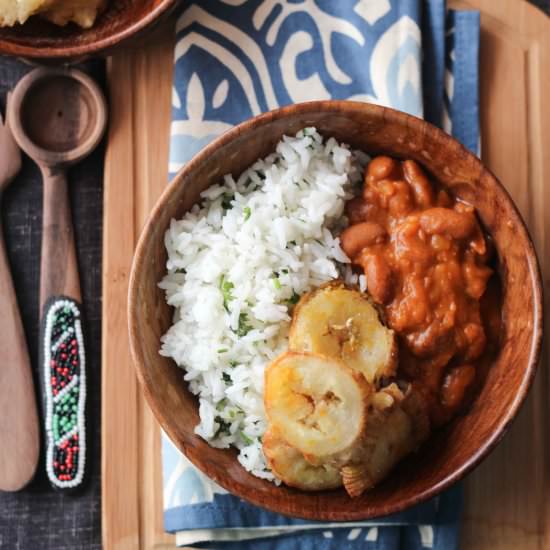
top-left (0, 92), bottom-right (40, 492)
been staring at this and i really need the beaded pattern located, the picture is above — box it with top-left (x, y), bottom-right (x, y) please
top-left (43, 298), bottom-right (86, 489)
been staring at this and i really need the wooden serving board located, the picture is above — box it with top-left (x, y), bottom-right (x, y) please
top-left (102, 2), bottom-right (550, 548)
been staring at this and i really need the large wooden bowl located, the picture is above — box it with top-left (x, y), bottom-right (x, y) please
top-left (0, 0), bottom-right (175, 60)
top-left (128, 101), bottom-right (543, 520)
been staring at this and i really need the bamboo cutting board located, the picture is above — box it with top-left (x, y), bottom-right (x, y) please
top-left (102, 2), bottom-right (550, 548)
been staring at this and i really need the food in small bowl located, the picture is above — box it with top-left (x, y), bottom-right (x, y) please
top-left (0, 0), bottom-right (175, 59)
top-left (129, 101), bottom-right (542, 520)
top-left (0, 0), bottom-right (107, 28)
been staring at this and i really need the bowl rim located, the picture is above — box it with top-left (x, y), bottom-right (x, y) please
top-left (0, 0), bottom-right (176, 59)
top-left (128, 100), bottom-right (544, 520)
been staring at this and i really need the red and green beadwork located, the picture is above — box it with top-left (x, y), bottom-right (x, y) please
top-left (43, 298), bottom-right (86, 490)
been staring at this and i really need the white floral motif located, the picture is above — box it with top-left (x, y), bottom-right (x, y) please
top-left (169, 73), bottom-right (232, 173)
top-left (347, 528), bottom-right (362, 540)
top-left (418, 525), bottom-right (435, 548)
top-left (370, 15), bottom-right (422, 116)
top-left (177, 5), bottom-right (278, 110)
top-left (353, 0), bottom-right (391, 25)
top-left (172, 86), bottom-right (181, 109)
top-left (365, 527), bottom-right (379, 541)
top-left (253, 0), bottom-right (365, 85)
top-left (354, 0), bottom-right (391, 25)
top-left (279, 31), bottom-right (330, 103)
top-left (172, 73), bottom-right (232, 138)
top-left (212, 79), bottom-right (229, 109)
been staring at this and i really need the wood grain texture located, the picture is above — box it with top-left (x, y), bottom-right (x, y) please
top-left (0, 221), bottom-right (39, 491)
top-left (0, 102), bottom-right (39, 492)
top-left (102, 23), bottom-right (175, 550)
top-left (38, 169), bottom-right (82, 307)
top-left (8, 67), bottom-right (107, 308)
top-left (104, 1), bottom-right (550, 547)
top-left (448, 2), bottom-right (550, 549)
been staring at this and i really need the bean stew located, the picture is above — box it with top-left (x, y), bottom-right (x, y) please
top-left (341, 156), bottom-right (502, 426)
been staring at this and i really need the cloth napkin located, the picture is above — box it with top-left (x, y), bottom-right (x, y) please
top-left (165, 1), bottom-right (480, 548)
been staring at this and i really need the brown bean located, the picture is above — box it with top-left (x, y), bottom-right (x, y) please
top-left (469, 230), bottom-right (487, 257)
top-left (367, 156), bottom-right (399, 181)
top-left (462, 323), bottom-right (486, 361)
top-left (340, 222), bottom-right (386, 259)
top-left (436, 189), bottom-right (453, 207)
top-left (462, 261), bottom-right (492, 300)
top-left (441, 365), bottom-right (476, 410)
top-left (454, 201), bottom-right (474, 215)
top-left (419, 207), bottom-right (476, 240)
top-left (394, 218), bottom-right (433, 264)
top-left (402, 160), bottom-right (434, 208)
top-left (358, 252), bottom-right (393, 304)
top-left (408, 322), bottom-right (454, 358)
top-left (387, 180), bottom-right (414, 217)
top-left (345, 197), bottom-right (370, 225)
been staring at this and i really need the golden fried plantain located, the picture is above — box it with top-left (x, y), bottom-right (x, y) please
top-left (263, 427), bottom-right (342, 491)
top-left (41, 0), bottom-right (107, 28)
top-left (289, 282), bottom-right (397, 384)
top-left (0, 0), bottom-right (106, 27)
top-left (264, 351), bottom-right (372, 459)
top-left (0, 0), bottom-right (45, 26)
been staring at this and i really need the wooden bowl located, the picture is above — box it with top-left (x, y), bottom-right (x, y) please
top-left (128, 101), bottom-right (543, 520)
top-left (0, 0), bottom-right (175, 60)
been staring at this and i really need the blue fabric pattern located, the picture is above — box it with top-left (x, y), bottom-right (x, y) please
top-left (164, 1), bottom-right (480, 548)
top-left (443, 9), bottom-right (480, 153)
top-left (421, 0), bottom-right (445, 125)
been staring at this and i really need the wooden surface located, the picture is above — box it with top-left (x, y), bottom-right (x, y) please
top-left (103, 1), bottom-right (550, 548)
top-left (102, 23), bottom-right (175, 550)
top-left (0, 111), bottom-right (39, 492)
top-left (447, 1), bottom-right (550, 549)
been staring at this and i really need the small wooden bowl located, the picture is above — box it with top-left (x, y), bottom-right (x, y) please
top-left (0, 0), bottom-right (175, 60)
top-left (128, 101), bottom-right (543, 520)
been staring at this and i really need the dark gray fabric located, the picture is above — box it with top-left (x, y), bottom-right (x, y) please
top-left (0, 1), bottom-right (547, 547)
top-left (531, 0), bottom-right (550, 15)
top-left (0, 57), bottom-right (104, 550)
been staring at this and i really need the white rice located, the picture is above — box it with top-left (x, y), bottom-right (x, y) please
top-left (159, 128), bottom-right (367, 479)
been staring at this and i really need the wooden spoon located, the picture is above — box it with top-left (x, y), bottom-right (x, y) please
top-left (0, 93), bottom-right (40, 492)
top-left (8, 67), bottom-right (107, 492)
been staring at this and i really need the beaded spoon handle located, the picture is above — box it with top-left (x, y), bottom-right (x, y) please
top-left (42, 297), bottom-right (87, 490)
top-left (8, 67), bottom-right (106, 492)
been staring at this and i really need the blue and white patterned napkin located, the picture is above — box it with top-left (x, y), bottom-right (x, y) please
top-left (165, 1), bottom-right (480, 548)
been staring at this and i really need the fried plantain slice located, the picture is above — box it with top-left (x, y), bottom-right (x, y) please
top-left (263, 427), bottom-right (342, 491)
top-left (264, 351), bottom-right (372, 459)
top-left (289, 282), bottom-right (397, 384)
top-left (0, 0), bottom-right (45, 26)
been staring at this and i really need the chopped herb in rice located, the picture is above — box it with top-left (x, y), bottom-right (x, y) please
top-left (159, 128), bottom-right (365, 479)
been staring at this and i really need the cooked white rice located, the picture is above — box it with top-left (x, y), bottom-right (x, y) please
top-left (159, 128), bottom-right (367, 479)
